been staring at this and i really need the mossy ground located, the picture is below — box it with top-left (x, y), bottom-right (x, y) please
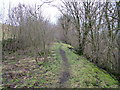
top-left (2, 42), bottom-right (119, 88)
top-left (2, 44), bottom-right (62, 88)
top-left (55, 42), bottom-right (119, 88)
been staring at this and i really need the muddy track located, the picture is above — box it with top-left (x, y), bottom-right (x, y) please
top-left (59, 48), bottom-right (70, 88)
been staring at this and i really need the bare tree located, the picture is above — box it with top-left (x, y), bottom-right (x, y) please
top-left (57, 0), bottom-right (120, 76)
top-left (4, 3), bottom-right (55, 66)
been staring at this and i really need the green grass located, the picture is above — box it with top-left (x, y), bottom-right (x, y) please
top-left (56, 42), bottom-right (119, 88)
top-left (2, 43), bottom-right (62, 88)
top-left (2, 42), bottom-right (119, 88)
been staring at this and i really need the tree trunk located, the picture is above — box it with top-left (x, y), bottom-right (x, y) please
top-left (105, 2), bottom-right (111, 37)
top-left (116, 1), bottom-right (120, 76)
top-left (116, 1), bottom-right (120, 31)
top-left (116, 31), bottom-right (120, 77)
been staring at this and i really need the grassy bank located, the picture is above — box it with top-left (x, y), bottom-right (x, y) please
top-left (2, 42), bottom-right (119, 88)
top-left (2, 43), bottom-right (62, 88)
top-left (56, 42), bottom-right (119, 88)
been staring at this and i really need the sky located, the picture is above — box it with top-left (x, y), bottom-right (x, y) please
top-left (0, 0), bottom-right (119, 24)
top-left (0, 0), bottom-right (61, 24)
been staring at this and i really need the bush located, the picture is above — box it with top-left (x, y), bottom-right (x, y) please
top-left (2, 38), bottom-right (18, 52)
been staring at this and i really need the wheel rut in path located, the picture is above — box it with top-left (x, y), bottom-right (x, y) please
top-left (59, 48), bottom-right (70, 88)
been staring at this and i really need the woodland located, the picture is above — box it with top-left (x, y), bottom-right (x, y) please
top-left (1, 0), bottom-right (120, 88)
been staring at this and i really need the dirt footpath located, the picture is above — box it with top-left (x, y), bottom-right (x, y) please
top-left (59, 48), bottom-right (70, 88)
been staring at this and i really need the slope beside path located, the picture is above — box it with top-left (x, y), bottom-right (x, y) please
top-left (2, 42), bottom-right (119, 88)
top-left (53, 43), bottom-right (119, 88)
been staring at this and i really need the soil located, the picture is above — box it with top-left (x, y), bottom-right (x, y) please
top-left (59, 48), bottom-right (70, 87)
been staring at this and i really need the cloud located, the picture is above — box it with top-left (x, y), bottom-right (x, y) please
top-left (0, 0), bottom-right (61, 24)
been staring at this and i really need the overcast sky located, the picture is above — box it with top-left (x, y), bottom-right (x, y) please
top-left (0, 0), bottom-right (61, 24)
top-left (0, 0), bottom-right (119, 24)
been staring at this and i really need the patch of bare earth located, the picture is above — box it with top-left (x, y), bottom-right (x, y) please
top-left (2, 50), bottom-right (47, 88)
top-left (59, 48), bottom-right (70, 88)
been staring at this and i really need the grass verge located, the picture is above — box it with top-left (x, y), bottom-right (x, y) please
top-left (58, 42), bottom-right (119, 88)
top-left (2, 43), bottom-right (62, 88)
